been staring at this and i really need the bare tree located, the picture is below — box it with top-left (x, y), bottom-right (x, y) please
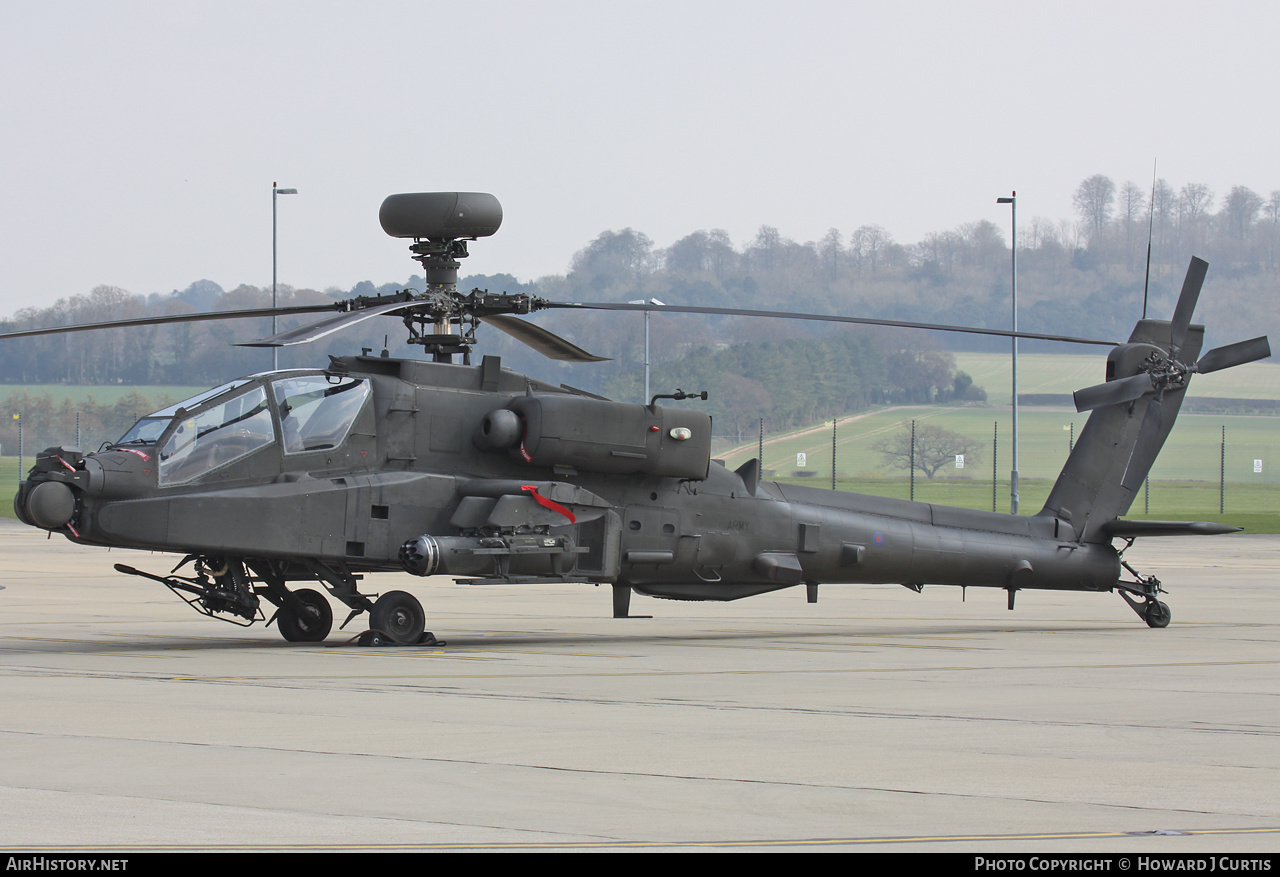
top-left (1118, 180), bottom-right (1147, 268)
top-left (1222, 186), bottom-right (1263, 243)
top-left (1180, 183), bottom-right (1215, 224)
top-left (1266, 192), bottom-right (1280, 270)
top-left (1074, 174), bottom-right (1116, 233)
top-left (1024, 216), bottom-right (1059, 250)
top-left (664, 230), bottom-right (712, 274)
top-left (958, 219), bottom-right (1006, 269)
top-left (850, 225), bottom-right (894, 274)
top-left (1178, 183), bottom-right (1215, 252)
top-left (917, 230), bottom-right (962, 273)
top-left (570, 229), bottom-right (655, 286)
top-left (1266, 191), bottom-right (1280, 226)
top-left (873, 422), bottom-right (985, 479)
top-left (1152, 178), bottom-right (1177, 257)
top-left (748, 225), bottom-right (782, 272)
top-left (705, 229), bottom-right (737, 282)
top-left (1058, 218), bottom-right (1084, 251)
top-left (818, 228), bottom-right (843, 283)
top-left (715, 373), bottom-right (773, 442)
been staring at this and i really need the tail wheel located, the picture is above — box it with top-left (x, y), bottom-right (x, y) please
top-left (278, 588), bottom-right (334, 642)
top-left (1117, 566), bottom-right (1170, 629)
top-left (1143, 600), bottom-right (1172, 629)
top-left (369, 590), bottom-right (426, 644)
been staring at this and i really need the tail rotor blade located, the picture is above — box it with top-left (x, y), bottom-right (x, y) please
top-left (1169, 257), bottom-right (1208, 358)
top-left (1197, 336), bottom-right (1272, 374)
top-left (1073, 373), bottom-right (1153, 412)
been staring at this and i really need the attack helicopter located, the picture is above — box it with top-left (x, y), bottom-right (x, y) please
top-left (6, 192), bottom-right (1273, 644)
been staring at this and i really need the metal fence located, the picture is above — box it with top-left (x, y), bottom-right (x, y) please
top-left (712, 408), bottom-right (1280, 517)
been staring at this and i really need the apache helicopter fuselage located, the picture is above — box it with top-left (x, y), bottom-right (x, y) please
top-left (7, 192), bottom-right (1271, 643)
top-left (3, 336), bottom-right (1167, 634)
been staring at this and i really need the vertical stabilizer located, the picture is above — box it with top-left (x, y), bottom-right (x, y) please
top-left (1040, 257), bottom-right (1270, 543)
top-left (1041, 319), bottom-right (1201, 542)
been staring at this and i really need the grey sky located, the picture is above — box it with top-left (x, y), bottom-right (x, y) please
top-left (2, 1), bottom-right (1276, 318)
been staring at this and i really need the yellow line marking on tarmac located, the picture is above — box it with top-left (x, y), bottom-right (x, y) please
top-left (3, 657), bottom-right (1279, 683)
top-left (17, 656), bottom-right (1251, 683)
top-left (15, 825), bottom-right (1280, 851)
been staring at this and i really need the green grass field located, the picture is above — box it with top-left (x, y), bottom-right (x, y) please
top-left (714, 382), bottom-right (1280, 530)
top-left (0, 384), bottom-right (207, 407)
top-left (717, 405), bottom-right (1278, 486)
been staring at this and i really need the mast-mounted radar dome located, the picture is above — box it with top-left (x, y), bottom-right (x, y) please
top-left (379, 192), bottom-right (502, 240)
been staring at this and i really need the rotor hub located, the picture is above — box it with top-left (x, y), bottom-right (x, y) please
top-left (377, 193), bottom-right (516, 362)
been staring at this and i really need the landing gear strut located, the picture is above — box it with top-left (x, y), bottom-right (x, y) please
top-left (1117, 548), bottom-right (1172, 628)
top-left (116, 557), bottom-right (444, 645)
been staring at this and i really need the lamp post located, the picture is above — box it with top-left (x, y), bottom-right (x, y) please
top-left (997, 191), bottom-right (1019, 514)
top-left (272, 183), bottom-right (298, 371)
top-left (629, 298), bottom-right (664, 402)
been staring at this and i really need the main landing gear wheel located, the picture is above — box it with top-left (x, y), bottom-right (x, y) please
top-left (277, 588), bottom-right (333, 642)
top-left (369, 590), bottom-right (427, 644)
top-left (1143, 600), bottom-right (1172, 629)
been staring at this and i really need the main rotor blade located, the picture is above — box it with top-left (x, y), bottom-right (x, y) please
top-left (0, 303), bottom-right (340, 342)
top-left (544, 301), bottom-right (1118, 347)
top-left (1196, 336), bottom-right (1272, 374)
top-left (1073, 373), bottom-right (1153, 412)
top-left (478, 314), bottom-right (610, 362)
top-left (237, 300), bottom-right (418, 347)
top-left (1169, 257), bottom-right (1208, 358)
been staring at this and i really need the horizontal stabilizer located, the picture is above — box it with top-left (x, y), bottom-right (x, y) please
top-left (1103, 520), bottom-right (1243, 538)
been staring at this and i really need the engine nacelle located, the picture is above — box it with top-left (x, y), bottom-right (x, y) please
top-left (483, 395), bottom-right (711, 480)
top-left (473, 408), bottom-right (523, 451)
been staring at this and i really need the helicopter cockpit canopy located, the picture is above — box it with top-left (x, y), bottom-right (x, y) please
top-left (116, 379), bottom-right (253, 447)
top-left (272, 375), bottom-right (370, 455)
top-left (114, 375), bottom-right (370, 486)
